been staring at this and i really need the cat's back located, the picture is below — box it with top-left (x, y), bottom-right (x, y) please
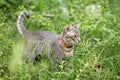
top-left (27, 30), bottom-right (59, 41)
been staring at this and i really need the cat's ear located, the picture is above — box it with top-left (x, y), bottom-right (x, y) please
top-left (61, 29), bottom-right (66, 37)
top-left (61, 25), bottom-right (71, 36)
top-left (73, 23), bottom-right (80, 28)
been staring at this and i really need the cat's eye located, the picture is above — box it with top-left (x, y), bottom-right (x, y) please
top-left (74, 35), bottom-right (77, 38)
top-left (74, 35), bottom-right (77, 37)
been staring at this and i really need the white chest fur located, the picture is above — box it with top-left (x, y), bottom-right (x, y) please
top-left (64, 50), bottom-right (73, 57)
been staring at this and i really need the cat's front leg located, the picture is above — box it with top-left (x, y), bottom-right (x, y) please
top-left (48, 53), bottom-right (60, 70)
top-left (51, 62), bottom-right (59, 70)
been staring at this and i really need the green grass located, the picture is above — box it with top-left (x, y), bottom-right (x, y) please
top-left (0, 0), bottom-right (120, 80)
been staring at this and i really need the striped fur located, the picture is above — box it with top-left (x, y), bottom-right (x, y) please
top-left (17, 11), bottom-right (30, 35)
top-left (61, 24), bottom-right (81, 45)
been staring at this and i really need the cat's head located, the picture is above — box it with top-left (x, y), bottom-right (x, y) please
top-left (61, 24), bottom-right (81, 45)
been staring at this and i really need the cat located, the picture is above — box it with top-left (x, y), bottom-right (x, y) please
top-left (17, 11), bottom-right (81, 69)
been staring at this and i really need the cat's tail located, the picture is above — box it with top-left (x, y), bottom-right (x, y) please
top-left (17, 11), bottom-right (30, 35)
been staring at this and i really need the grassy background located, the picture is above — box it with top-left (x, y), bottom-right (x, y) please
top-left (0, 0), bottom-right (120, 80)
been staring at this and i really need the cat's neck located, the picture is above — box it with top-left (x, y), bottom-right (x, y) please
top-left (59, 37), bottom-right (73, 48)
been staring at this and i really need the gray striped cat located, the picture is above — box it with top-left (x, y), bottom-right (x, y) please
top-left (17, 11), bottom-right (81, 69)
